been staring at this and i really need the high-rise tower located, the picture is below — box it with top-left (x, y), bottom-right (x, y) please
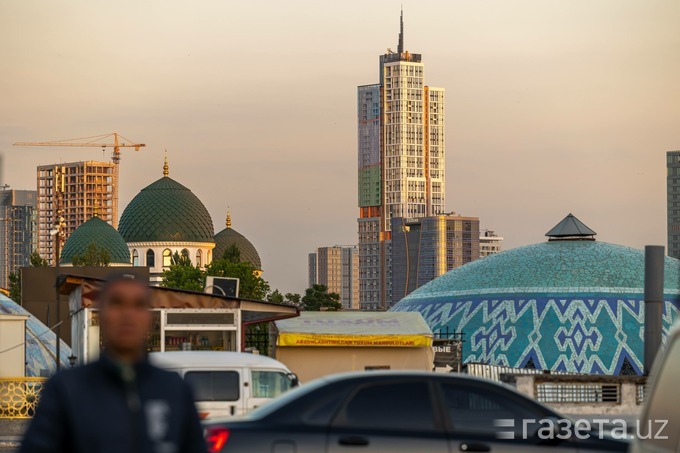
top-left (357, 10), bottom-right (445, 310)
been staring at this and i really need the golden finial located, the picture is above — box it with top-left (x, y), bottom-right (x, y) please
top-left (226, 208), bottom-right (231, 229)
top-left (93, 201), bottom-right (99, 218)
top-left (163, 150), bottom-right (169, 177)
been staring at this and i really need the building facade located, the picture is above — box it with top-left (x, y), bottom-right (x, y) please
top-left (36, 161), bottom-right (116, 265)
top-left (0, 189), bottom-right (37, 288)
top-left (668, 151), bottom-right (680, 259)
top-left (358, 11), bottom-right (445, 310)
top-left (480, 230), bottom-right (503, 258)
top-left (391, 214), bottom-right (479, 306)
top-left (308, 246), bottom-right (359, 310)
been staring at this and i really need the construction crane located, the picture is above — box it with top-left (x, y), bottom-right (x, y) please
top-left (14, 132), bottom-right (146, 228)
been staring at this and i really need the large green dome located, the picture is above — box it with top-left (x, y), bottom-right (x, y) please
top-left (214, 226), bottom-right (262, 270)
top-left (60, 216), bottom-right (131, 265)
top-left (119, 176), bottom-right (215, 243)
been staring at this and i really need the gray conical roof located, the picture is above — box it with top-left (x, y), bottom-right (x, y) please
top-left (546, 214), bottom-right (596, 239)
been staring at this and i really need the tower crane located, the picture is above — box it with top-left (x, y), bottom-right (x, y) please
top-left (14, 132), bottom-right (146, 227)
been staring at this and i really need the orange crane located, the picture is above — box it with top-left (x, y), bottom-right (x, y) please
top-left (14, 132), bottom-right (146, 227)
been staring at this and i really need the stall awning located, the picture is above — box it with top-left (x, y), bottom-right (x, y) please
top-left (275, 312), bottom-right (432, 347)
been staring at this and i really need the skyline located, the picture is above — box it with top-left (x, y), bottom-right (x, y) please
top-left (1, 0), bottom-right (678, 295)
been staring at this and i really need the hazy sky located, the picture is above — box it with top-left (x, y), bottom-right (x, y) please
top-left (2, 1), bottom-right (679, 294)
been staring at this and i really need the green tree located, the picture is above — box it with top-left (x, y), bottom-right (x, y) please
top-left (161, 252), bottom-right (204, 292)
top-left (267, 289), bottom-right (302, 306)
top-left (8, 251), bottom-right (49, 303)
top-left (301, 284), bottom-right (342, 311)
top-left (8, 272), bottom-right (21, 303)
top-left (222, 244), bottom-right (242, 263)
top-left (29, 251), bottom-right (48, 267)
top-left (71, 243), bottom-right (111, 267)
top-left (206, 259), bottom-right (270, 300)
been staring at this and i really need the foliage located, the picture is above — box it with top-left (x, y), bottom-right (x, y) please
top-left (161, 252), bottom-right (204, 292)
top-left (8, 272), bottom-right (21, 303)
top-left (206, 259), bottom-right (270, 300)
top-left (222, 244), bottom-right (242, 263)
top-left (267, 289), bottom-right (302, 306)
top-left (29, 251), bottom-right (48, 267)
top-left (71, 243), bottom-right (111, 267)
top-left (160, 256), bottom-right (271, 301)
top-left (301, 284), bottom-right (342, 311)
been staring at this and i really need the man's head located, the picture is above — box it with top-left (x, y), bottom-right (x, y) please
top-left (97, 274), bottom-right (152, 361)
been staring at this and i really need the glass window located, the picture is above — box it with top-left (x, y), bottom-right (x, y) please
top-left (162, 249), bottom-right (172, 268)
top-left (196, 249), bottom-right (202, 267)
top-left (146, 249), bottom-right (155, 268)
top-left (440, 383), bottom-right (530, 435)
top-left (132, 249), bottom-right (139, 266)
top-left (251, 371), bottom-right (294, 399)
top-left (335, 381), bottom-right (436, 432)
top-left (184, 371), bottom-right (240, 402)
top-left (181, 248), bottom-right (189, 260)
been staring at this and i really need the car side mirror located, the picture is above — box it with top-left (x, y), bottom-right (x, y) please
top-left (287, 372), bottom-right (300, 387)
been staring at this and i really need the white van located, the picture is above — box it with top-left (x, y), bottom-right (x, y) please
top-left (149, 351), bottom-right (299, 419)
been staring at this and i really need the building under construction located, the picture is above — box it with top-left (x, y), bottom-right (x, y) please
top-left (0, 189), bottom-right (37, 288)
top-left (37, 161), bottom-right (116, 265)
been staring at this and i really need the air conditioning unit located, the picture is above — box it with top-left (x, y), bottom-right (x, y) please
top-left (204, 276), bottom-right (240, 298)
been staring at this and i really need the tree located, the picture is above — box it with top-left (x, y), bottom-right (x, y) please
top-left (30, 251), bottom-right (48, 267)
top-left (8, 251), bottom-right (49, 303)
top-left (301, 284), bottom-right (342, 311)
top-left (8, 272), bottom-right (21, 303)
top-left (161, 252), bottom-right (204, 292)
top-left (267, 289), bottom-right (302, 306)
top-left (206, 259), bottom-right (270, 300)
top-left (71, 243), bottom-right (111, 267)
top-left (222, 244), bottom-right (242, 263)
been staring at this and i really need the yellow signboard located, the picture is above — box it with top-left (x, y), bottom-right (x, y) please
top-left (278, 333), bottom-right (432, 348)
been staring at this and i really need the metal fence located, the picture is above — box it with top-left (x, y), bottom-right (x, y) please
top-left (535, 382), bottom-right (621, 404)
top-left (0, 378), bottom-right (47, 419)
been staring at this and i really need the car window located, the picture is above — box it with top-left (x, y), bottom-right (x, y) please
top-left (642, 337), bottom-right (680, 450)
top-left (251, 370), bottom-right (294, 399)
top-left (335, 381), bottom-right (437, 432)
top-left (184, 371), bottom-right (240, 402)
top-left (440, 382), bottom-right (531, 435)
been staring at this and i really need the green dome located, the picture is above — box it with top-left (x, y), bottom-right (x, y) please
top-left (60, 216), bottom-right (131, 265)
top-left (119, 177), bottom-right (215, 243)
top-left (397, 240), bottom-right (680, 303)
top-left (214, 226), bottom-right (262, 270)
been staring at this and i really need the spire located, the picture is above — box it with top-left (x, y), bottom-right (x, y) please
top-left (93, 201), bottom-right (99, 218)
top-left (226, 208), bottom-right (232, 229)
top-left (163, 150), bottom-right (169, 177)
top-left (398, 5), bottom-right (404, 54)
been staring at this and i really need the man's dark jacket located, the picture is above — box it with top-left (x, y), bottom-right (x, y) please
top-left (20, 354), bottom-right (208, 453)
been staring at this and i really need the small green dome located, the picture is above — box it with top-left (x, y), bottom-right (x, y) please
top-left (61, 216), bottom-right (131, 265)
top-left (214, 227), bottom-right (262, 270)
top-left (119, 177), bottom-right (215, 243)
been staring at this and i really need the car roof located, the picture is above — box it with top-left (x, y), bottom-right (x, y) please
top-left (149, 351), bottom-right (291, 369)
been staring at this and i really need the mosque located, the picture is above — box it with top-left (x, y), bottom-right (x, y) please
top-left (391, 214), bottom-right (680, 376)
top-left (59, 157), bottom-right (262, 284)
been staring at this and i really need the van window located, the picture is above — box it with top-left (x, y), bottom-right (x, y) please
top-left (251, 371), bottom-right (294, 399)
top-left (184, 371), bottom-right (240, 402)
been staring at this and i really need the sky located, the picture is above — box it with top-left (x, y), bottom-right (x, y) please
top-left (1, 0), bottom-right (679, 295)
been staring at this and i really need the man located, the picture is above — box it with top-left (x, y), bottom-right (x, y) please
top-left (21, 274), bottom-right (208, 453)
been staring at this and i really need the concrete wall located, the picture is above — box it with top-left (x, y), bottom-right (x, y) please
top-left (0, 315), bottom-right (27, 377)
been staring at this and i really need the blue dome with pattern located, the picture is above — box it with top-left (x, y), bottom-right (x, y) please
top-left (391, 218), bottom-right (680, 376)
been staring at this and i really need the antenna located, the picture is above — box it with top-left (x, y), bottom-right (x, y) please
top-left (398, 5), bottom-right (404, 54)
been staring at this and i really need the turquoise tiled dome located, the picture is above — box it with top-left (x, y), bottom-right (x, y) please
top-left (60, 216), bottom-right (130, 265)
top-left (399, 241), bottom-right (680, 301)
top-left (119, 176), bottom-right (215, 243)
top-left (391, 217), bottom-right (680, 376)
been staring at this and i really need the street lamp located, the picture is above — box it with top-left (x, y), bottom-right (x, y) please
top-left (67, 354), bottom-right (78, 368)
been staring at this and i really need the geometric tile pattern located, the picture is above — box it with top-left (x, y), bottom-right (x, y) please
top-left (392, 295), bottom-right (680, 375)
